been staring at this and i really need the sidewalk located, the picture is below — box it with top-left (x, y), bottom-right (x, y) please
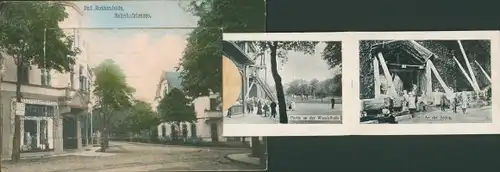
top-left (224, 114), bottom-right (279, 124)
top-left (2, 146), bottom-right (103, 161)
top-left (225, 153), bottom-right (260, 166)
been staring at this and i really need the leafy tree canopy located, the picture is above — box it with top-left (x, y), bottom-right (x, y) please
top-left (157, 88), bottom-right (197, 124)
top-left (93, 59), bottom-right (135, 112)
top-left (322, 41), bottom-right (342, 69)
top-left (121, 100), bottom-right (160, 134)
top-left (178, 0), bottom-right (265, 98)
top-left (0, 1), bottom-right (79, 72)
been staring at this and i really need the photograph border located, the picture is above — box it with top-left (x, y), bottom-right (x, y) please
top-left (222, 32), bottom-right (351, 136)
top-left (351, 31), bottom-right (500, 135)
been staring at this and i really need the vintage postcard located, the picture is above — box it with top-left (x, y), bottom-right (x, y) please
top-left (353, 31), bottom-right (500, 135)
top-left (1, 1), bottom-right (266, 171)
top-left (222, 33), bottom-right (351, 136)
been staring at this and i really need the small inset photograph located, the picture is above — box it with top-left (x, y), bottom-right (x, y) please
top-left (359, 39), bottom-right (492, 124)
top-left (223, 40), bottom-right (343, 125)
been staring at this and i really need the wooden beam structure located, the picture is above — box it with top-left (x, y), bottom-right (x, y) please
top-left (457, 40), bottom-right (480, 90)
top-left (373, 57), bottom-right (381, 98)
top-left (386, 63), bottom-right (425, 69)
top-left (453, 56), bottom-right (479, 92)
top-left (245, 79), bottom-right (256, 98)
top-left (425, 60), bottom-right (432, 97)
top-left (428, 60), bottom-right (452, 94)
top-left (474, 60), bottom-right (491, 82)
top-left (376, 52), bottom-right (398, 96)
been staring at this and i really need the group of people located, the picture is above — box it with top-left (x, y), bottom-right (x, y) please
top-left (246, 98), bottom-right (278, 118)
top-left (438, 88), bottom-right (470, 114)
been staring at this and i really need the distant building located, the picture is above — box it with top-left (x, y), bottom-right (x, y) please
top-left (153, 71), bottom-right (225, 142)
top-left (0, 2), bottom-right (93, 158)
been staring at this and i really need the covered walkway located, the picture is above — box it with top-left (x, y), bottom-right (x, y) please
top-left (223, 41), bottom-right (277, 112)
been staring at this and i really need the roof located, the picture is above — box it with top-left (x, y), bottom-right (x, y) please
top-left (371, 40), bottom-right (437, 64)
top-left (223, 41), bottom-right (255, 67)
top-left (164, 72), bottom-right (182, 90)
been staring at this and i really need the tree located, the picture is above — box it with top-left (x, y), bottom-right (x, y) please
top-left (0, 1), bottom-right (80, 161)
top-left (118, 100), bottom-right (160, 137)
top-left (332, 74), bottom-right (342, 96)
top-left (93, 59), bottom-right (134, 152)
top-left (322, 41), bottom-right (342, 69)
top-left (178, 0), bottom-right (266, 162)
top-left (252, 41), bottom-right (318, 123)
top-left (157, 88), bottom-right (196, 140)
top-left (321, 41), bottom-right (342, 97)
top-left (309, 79), bottom-right (319, 97)
top-left (178, 0), bottom-right (265, 98)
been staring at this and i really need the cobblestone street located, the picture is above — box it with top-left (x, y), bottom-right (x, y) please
top-left (2, 142), bottom-right (262, 172)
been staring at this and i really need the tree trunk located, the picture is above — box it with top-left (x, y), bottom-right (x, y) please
top-left (11, 63), bottom-right (23, 162)
top-left (269, 42), bottom-right (288, 124)
top-left (100, 114), bottom-right (108, 152)
top-left (0, 75), bottom-right (3, 168)
top-left (250, 137), bottom-right (262, 157)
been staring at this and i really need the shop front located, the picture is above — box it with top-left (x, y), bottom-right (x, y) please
top-left (20, 104), bottom-right (57, 152)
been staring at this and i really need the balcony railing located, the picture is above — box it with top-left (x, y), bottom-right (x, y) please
top-left (204, 110), bottom-right (223, 118)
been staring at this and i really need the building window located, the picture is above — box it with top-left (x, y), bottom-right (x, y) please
top-left (20, 66), bottom-right (30, 84)
top-left (70, 71), bottom-right (75, 89)
top-left (41, 70), bottom-right (46, 86)
top-left (46, 70), bottom-right (51, 86)
top-left (209, 98), bottom-right (218, 111)
top-left (79, 65), bottom-right (86, 91)
top-left (41, 69), bottom-right (51, 86)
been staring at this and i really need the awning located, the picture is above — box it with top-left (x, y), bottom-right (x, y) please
top-left (371, 40), bottom-right (437, 64)
top-left (223, 41), bottom-right (256, 67)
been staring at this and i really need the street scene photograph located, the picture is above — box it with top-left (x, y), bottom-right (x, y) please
top-left (1, 1), bottom-right (267, 172)
top-left (359, 39), bottom-right (492, 124)
top-left (223, 40), bottom-right (343, 125)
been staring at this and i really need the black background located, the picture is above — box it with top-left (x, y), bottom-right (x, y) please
top-left (265, 0), bottom-right (500, 171)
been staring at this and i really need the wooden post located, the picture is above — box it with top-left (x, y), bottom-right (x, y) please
top-left (457, 40), bottom-right (480, 90)
top-left (425, 60), bottom-right (432, 97)
top-left (453, 56), bottom-right (479, 91)
top-left (245, 80), bottom-right (256, 98)
top-left (428, 61), bottom-right (452, 94)
top-left (474, 60), bottom-right (491, 82)
top-left (373, 57), bottom-right (381, 98)
top-left (242, 65), bottom-right (248, 112)
top-left (376, 52), bottom-right (397, 96)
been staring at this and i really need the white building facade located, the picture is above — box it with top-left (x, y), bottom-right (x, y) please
top-left (1, 2), bottom-right (93, 157)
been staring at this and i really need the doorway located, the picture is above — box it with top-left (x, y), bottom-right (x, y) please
top-left (210, 123), bottom-right (218, 142)
top-left (22, 120), bottom-right (37, 152)
top-left (63, 115), bottom-right (77, 149)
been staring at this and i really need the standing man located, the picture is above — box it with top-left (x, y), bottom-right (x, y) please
top-left (270, 101), bottom-right (277, 118)
top-left (330, 97), bottom-right (335, 109)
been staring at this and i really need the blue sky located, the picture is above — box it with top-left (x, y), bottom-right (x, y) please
top-left (61, 0), bottom-right (199, 102)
